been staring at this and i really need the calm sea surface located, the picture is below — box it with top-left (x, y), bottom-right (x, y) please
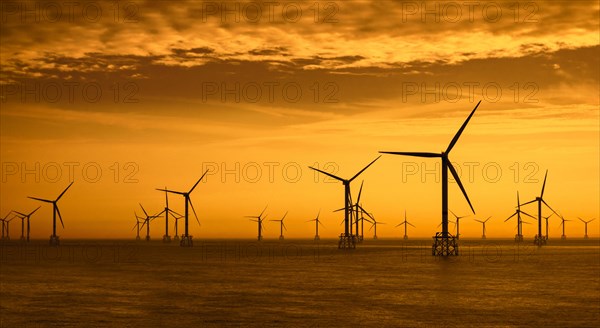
top-left (1, 238), bottom-right (599, 327)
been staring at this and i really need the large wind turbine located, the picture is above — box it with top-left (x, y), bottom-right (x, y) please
top-left (308, 211), bottom-right (323, 241)
top-left (155, 188), bottom-right (183, 243)
top-left (380, 101), bottom-right (480, 256)
top-left (395, 210), bottom-right (415, 239)
top-left (520, 170), bottom-right (558, 246)
top-left (578, 217), bottom-right (595, 239)
top-left (474, 216), bottom-right (491, 239)
top-left (505, 191), bottom-right (535, 242)
top-left (28, 182), bottom-right (74, 246)
top-left (156, 170), bottom-right (208, 247)
top-left (13, 207), bottom-right (40, 242)
top-left (270, 212), bottom-right (288, 240)
top-left (246, 206), bottom-right (267, 241)
top-left (309, 156), bottom-right (380, 249)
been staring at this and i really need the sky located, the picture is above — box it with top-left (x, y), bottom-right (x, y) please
top-left (1, 0), bottom-right (598, 239)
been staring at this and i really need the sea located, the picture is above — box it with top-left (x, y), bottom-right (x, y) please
top-left (1, 238), bottom-right (599, 327)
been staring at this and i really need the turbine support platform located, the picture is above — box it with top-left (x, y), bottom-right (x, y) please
top-left (173, 235), bottom-right (180, 241)
top-left (432, 232), bottom-right (458, 256)
top-left (163, 235), bottom-right (171, 243)
top-left (561, 234), bottom-right (566, 239)
top-left (533, 234), bottom-right (547, 246)
top-left (180, 235), bottom-right (193, 247)
top-left (279, 235), bottom-right (284, 240)
top-left (49, 235), bottom-right (60, 246)
top-left (584, 234), bottom-right (589, 239)
top-left (514, 234), bottom-right (523, 242)
top-left (481, 235), bottom-right (486, 240)
top-left (135, 236), bottom-right (140, 241)
top-left (338, 234), bottom-right (356, 249)
top-left (314, 235), bottom-right (320, 241)
top-left (145, 236), bottom-right (151, 241)
top-left (403, 235), bottom-right (408, 240)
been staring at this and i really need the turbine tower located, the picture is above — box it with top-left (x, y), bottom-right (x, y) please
top-left (395, 210), bottom-right (415, 239)
top-left (578, 218), bottom-right (595, 239)
top-left (308, 211), bottom-right (323, 241)
top-left (309, 156), bottom-right (380, 249)
top-left (380, 101), bottom-right (480, 256)
top-left (474, 216), bottom-right (491, 239)
top-left (270, 212), bottom-right (288, 240)
top-left (13, 207), bottom-right (40, 242)
top-left (246, 206), bottom-right (267, 241)
top-left (28, 182), bottom-right (74, 246)
top-left (520, 170), bottom-right (558, 246)
top-left (505, 191), bottom-right (534, 242)
top-left (157, 170), bottom-right (208, 247)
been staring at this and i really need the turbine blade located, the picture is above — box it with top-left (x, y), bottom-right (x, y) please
top-left (156, 188), bottom-right (186, 195)
top-left (309, 166), bottom-right (345, 182)
top-left (260, 205), bottom-right (268, 218)
top-left (505, 212), bottom-right (517, 222)
top-left (56, 181), bottom-right (74, 201)
top-left (28, 197), bottom-right (53, 203)
top-left (521, 211), bottom-right (536, 220)
top-left (448, 161), bottom-right (475, 214)
top-left (520, 199), bottom-right (537, 206)
top-left (139, 203), bottom-right (148, 217)
top-left (541, 200), bottom-right (559, 217)
top-left (446, 100), bottom-right (481, 153)
top-left (350, 156), bottom-right (381, 182)
top-left (356, 181), bottom-right (364, 204)
top-left (540, 170), bottom-right (548, 198)
top-left (379, 151), bottom-right (441, 158)
top-left (189, 169), bottom-right (210, 193)
top-left (30, 206), bottom-right (41, 216)
top-left (56, 206), bottom-right (65, 229)
top-left (407, 222), bottom-right (415, 228)
top-left (189, 198), bottom-right (200, 226)
top-left (281, 211), bottom-right (288, 221)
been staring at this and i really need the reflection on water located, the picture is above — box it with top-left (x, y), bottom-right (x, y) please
top-left (1, 239), bottom-right (599, 327)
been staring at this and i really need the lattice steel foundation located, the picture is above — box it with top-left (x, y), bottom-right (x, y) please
top-left (432, 232), bottom-right (458, 256)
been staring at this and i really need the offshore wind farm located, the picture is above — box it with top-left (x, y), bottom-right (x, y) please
top-left (1, 0), bottom-right (599, 327)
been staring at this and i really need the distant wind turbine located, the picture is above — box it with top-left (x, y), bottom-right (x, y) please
top-left (246, 206), bottom-right (267, 241)
top-left (474, 216), bottom-right (492, 239)
top-left (307, 210), bottom-right (323, 241)
top-left (28, 181), bottom-right (74, 246)
top-left (395, 210), bottom-right (415, 239)
top-left (520, 170), bottom-right (559, 246)
top-left (309, 156), bottom-right (380, 249)
top-left (13, 207), bottom-right (40, 242)
top-left (578, 217), bottom-right (596, 239)
top-left (270, 212), bottom-right (288, 240)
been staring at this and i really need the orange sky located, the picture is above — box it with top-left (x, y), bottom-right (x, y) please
top-left (1, 0), bottom-right (598, 239)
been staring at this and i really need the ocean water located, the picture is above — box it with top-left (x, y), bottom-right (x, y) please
top-left (1, 238), bottom-right (599, 327)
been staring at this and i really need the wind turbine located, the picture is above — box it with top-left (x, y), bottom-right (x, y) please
top-left (3, 215), bottom-right (17, 240)
top-left (380, 101), bottom-right (480, 256)
top-left (132, 211), bottom-right (142, 240)
top-left (309, 156), bottom-right (380, 249)
top-left (333, 181), bottom-right (373, 243)
top-left (0, 212), bottom-right (11, 240)
top-left (156, 170), bottom-right (208, 247)
top-left (13, 207), bottom-right (40, 242)
top-left (246, 206), bottom-right (267, 241)
top-left (578, 218), bottom-right (596, 239)
top-left (558, 214), bottom-right (570, 239)
top-left (308, 210), bottom-right (323, 241)
top-left (474, 216), bottom-right (492, 239)
top-left (395, 210), bottom-right (415, 239)
top-left (270, 212), bottom-right (288, 240)
top-left (449, 210), bottom-right (469, 240)
top-left (138, 204), bottom-right (161, 241)
top-left (28, 181), bottom-right (74, 246)
top-left (369, 215), bottom-right (384, 240)
top-left (505, 191), bottom-right (535, 242)
top-left (520, 170), bottom-right (559, 246)
top-left (543, 213), bottom-right (554, 240)
top-left (155, 188), bottom-right (184, 243)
